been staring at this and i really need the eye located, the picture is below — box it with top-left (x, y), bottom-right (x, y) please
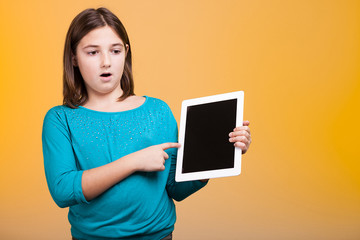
top-left (87, 51), bottom-right (98, 56)
top-left (112, 49), bottom-right (122, 54)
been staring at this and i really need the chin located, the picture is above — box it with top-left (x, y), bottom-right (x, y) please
top-left (99, 85), bottom-right (121, 94)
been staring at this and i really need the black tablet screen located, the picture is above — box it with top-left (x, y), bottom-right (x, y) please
top-left (182, 99), bottom-right (237, 173)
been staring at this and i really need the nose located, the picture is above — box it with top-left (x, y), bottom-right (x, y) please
top-left (101, 52), bottom-right (111, 68)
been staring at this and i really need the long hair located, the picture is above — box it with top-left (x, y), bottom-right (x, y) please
top-left (63, 8), bottom-right (134, 108)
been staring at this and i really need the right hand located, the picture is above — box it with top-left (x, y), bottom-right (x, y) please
top-left (132, 142), bottom-right (181, 172)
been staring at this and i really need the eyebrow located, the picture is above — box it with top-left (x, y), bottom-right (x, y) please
top-left (82, 43), bottom-right (124, 49)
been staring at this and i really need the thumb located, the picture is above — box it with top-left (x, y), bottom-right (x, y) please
top-left (160, 142), bottom-right (181, 150)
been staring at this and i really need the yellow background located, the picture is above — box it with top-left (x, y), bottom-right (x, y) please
top-left (0, 0), bottom-right (359, 239)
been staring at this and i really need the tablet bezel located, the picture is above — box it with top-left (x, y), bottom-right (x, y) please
top-left (175, 91), bottom-right (244, 182)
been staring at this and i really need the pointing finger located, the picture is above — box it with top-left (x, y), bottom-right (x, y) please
top-left (160, 142), bottom-right (181, 150)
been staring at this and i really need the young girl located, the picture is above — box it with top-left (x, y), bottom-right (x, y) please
top-left (42, 7), bottom-right (251, 240)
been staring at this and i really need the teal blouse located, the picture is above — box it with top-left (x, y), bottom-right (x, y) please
top-left (42, 96), bottom-right (207, 240)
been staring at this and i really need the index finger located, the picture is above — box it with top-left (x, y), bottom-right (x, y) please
top-left (160, 142), bottom-right (181, 150)
top-left (243, 120), bottom-right (250, 126)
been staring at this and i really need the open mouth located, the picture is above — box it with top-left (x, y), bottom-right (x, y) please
top-left (100, 73), bottom-right (112, 77)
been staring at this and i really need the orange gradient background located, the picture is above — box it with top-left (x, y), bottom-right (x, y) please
top-left (0, 0), bottom-right (359, 239)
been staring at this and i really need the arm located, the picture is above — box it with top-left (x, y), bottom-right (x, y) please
top-left (165, 120), bottom-right (251, 200)
top-left (81, 155), bottom-right (136, 201)
top-left (42, 108), bottom-right (180, 207)
top-left (81, 142), bottom-right (180, 201)
top-left (166, 148), bottom-right (208, 201)
top-left (164, 109), bottom-right (208, 201)
top-left (42, 109), bottom-right (88, 208)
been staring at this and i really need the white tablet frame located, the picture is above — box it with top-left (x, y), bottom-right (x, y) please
top-left (175, 91), bottom-right (244, 182)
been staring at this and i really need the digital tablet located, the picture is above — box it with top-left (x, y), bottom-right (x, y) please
top-left (175, 91), bottom-right (244, 182)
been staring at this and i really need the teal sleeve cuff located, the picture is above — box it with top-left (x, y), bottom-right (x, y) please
top-left (74, 171), bottom-right (90, 205)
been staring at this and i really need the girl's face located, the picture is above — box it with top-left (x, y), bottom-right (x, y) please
top-left (74, 26), bottom-right (128, 98)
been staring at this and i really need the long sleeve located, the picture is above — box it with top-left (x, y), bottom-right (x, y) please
top-left (166, 150), bottom-right (208, 201)
top-left (42, 108), bottom-right (89, 208)
top-left (165, 107), bottom-right (208, 201)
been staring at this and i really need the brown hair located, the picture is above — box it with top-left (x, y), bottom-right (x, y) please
top-left (63, 8), bottom-right (134, 108)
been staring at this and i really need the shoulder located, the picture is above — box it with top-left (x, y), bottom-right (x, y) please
top-left (44, 105), bottom-right (72, 120)
top-left (145, 96), bottom-right (172, 111)
top-left (42, 105), bottom-right (77, 142)
top-left (43, 105), bottom-right (77, 129)
top-left (145, 96), bottom-right (177, 127)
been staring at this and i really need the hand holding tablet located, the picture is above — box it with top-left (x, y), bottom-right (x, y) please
top-left (229, 120), bottom-right (251, 154)
top-left (175, 91), bottom-right (246, 182)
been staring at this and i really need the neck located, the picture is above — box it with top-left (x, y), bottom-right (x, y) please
top-left (84, 87), bottom-right (124, 109)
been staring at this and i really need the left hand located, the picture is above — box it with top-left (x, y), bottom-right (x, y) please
top-left (198, 121), bottom-right (252, 183)
top-left (229, 120), bottom-right (251, 154)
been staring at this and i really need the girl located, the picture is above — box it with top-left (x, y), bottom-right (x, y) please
top-left (42, 7), bottom-right (251, 240)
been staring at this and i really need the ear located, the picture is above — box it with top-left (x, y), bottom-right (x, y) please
top-left (72, 54), bottom-right (78, 67)
top-left (125, 44), bottom-right (129, 56)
